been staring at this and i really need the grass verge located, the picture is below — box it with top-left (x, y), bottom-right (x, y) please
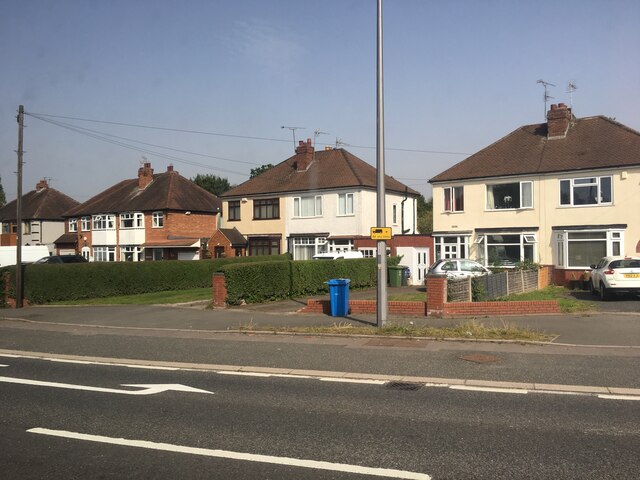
top-left (500, 285), bottom-right (595, 313)
top-left (239, 319), bottom-right (553, 342)
top-left (49, 288), bottom-right (211, 305)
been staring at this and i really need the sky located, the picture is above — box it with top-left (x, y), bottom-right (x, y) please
top-left (1, 0), bottom-right (638, 203)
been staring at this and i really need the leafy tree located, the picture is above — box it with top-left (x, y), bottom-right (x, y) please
top-left (0, 177), bottom-right (5, 207)
top-left (416, 195), bottom-right (433, 234)
top-left (250, 164), bottom-right (274, 179)
top-left (191, 174), bottom-right (231, 196)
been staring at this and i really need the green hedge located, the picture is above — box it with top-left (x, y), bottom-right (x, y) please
top-left (223, 261), bottom-right (292, 305)
top-left (2, 255), bottom-right (290, 305)
top-left (221, 258), bottom-right (377, 305)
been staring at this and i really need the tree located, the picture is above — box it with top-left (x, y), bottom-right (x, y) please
top-left (416, 195), bottom-right (433, 234)
top-left (250, 164), bottom-right (274, 179)
top-left (191, 174), bottom-right (232, 196)
top-left (0, 177), bottom-right (5, 207)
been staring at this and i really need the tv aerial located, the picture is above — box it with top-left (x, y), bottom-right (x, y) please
top-left (537, 79), bottom-right (555, 120)
top-left (567, 81), bottom-right (578, 108)
top-left (281, 126), bottom-right (305, 151)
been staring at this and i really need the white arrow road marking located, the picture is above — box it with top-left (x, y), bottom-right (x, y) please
top-left (0, 364), bottom-right (8, 367)
top-left (28, 428), bottom-right (431, 479)
top-left (0, 376), bottom-right (213, 396)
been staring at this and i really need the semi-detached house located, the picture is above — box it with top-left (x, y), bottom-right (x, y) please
top-left (429, 103), bottom-right (640, 284)
top-left (219, 140), bottom-right (433, 284)
top-left (0, 179), bottom-right (79, 254)
top-left (57, 163), bottom-right (221, 262)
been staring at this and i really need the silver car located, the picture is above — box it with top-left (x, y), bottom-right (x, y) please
top-left (427, 258), bottom-right (491, 279)
top-left (590, 256), bottom-right (640, 300)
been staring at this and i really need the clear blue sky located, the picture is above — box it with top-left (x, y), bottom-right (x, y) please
top-left (1, 0), bottom-right (638, 202)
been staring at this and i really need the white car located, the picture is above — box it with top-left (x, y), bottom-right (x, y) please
top-left (590, 256), bottom-right (640, 300)
top-left (427, 258), bottom-right (491, 279)
top-left (312, 251), bottom-right (364, 260)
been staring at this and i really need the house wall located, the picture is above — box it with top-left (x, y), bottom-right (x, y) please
top-left (222, 198), bottom-right (285, 237)
top-left (433, 166), bottom-right (640, 266)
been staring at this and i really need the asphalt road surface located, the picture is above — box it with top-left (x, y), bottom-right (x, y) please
top-left (1, 355), bottom-right (638, 479)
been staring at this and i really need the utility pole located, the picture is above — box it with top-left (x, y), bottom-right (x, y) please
top-left (16, 105), bottom-right (24, 308)
top-left (376, 0), bottom-right (387, 327)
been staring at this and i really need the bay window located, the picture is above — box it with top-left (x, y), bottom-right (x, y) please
top-left (555, 228), bottom-right (623, 268)
top-left (434, 235), bottom-right (469, 260)
top-left (120, 212), bottom-right (144, 229)
top-left (92, 214), bottom-right (115, 230)
top-left (93, 246), bottom-right (115, 262)
top-left (476, 233), bottom-right (536, 267)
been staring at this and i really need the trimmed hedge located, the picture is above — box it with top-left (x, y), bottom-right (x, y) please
top-left (221, 258), bottom-right (377, 305)
top-left (2, 255), bottom-right (290, 305)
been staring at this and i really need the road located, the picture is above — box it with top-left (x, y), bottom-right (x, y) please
top-left (1, 351), bottom-right (639, 479)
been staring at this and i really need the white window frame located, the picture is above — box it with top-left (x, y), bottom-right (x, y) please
top-left (337, 193), bottom-right (354, 216)
top-left (443, 186), bottom-right (464, 212)
top-left (290, 236), bottom-right (327, 260)
top-left (92, 214), bottom-right (115, 231)
top-left (93, 246), bottom-right (116, 262)
top-left (434, 235), bottom-right (470, 260)
top-left (485, 181), bottom-right (533, 210)
top-left (152, 211), bottom-right (164, 228)
top-left (555, 229), bottom-right (623, 268)
top-left (559, 176), bottom-right (612, 207)
top-left (476, 232), bottom-right (537, 267)
top-left (120, 245), bottom-right (143, 262)
top-left (68, 218), bottom-right (77, 233)
top-left (293, 195), bottom-right (323, 218)
top-left (81, 216), bottom-right (91, 231)
top-left (120, 212), bottom-right (144, 229)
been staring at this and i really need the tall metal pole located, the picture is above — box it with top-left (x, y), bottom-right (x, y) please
top-left (376, 0), bottom-right (387, 327)
top-left (16, 105), bottom-right (24, 308)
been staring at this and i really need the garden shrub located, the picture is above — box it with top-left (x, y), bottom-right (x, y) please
top-left (222, 261), bottom-right (292, 305)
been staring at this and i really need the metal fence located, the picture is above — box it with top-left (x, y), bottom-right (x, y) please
top-left (447, 269), bottom-right (539, 303)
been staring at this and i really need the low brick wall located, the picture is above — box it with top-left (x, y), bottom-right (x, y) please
top-left (444, 300), bottom-right (560, 316)
top-left (303, 299), bottom-right (426, 316)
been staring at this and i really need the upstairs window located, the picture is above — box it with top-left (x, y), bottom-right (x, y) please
top-left (92, 214), bottom-right (115, 230)
top-left (81, 216), bottom-right (91, 231)
top-left (486, 181), bottom-right (533, 210)
top-left (152, 211), bottom-right (164, 228)
top-left (120, 212), bottom-right (143, 229)
top-left (338, 193), bottom-right (354, 216)
top-left (68, 219), bottom-right (77, 233)
top-left (254, 199), bottom-right (280, 219)
top-left (293, 195), bottom-right (322, 218)
top-left (560, 176), bottom-right (612, 206)
top-left (228, 201), bottom-right (240, 221)
top-left (444, 186), bottom-right (464, 212)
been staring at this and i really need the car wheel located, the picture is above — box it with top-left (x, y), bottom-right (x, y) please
top-left (599, 283), bottom-right (610, 301)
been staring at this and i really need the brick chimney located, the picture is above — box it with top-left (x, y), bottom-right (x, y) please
top-left (293, 138), bottom-right (314, 172)
top-left (35, 179), bottom-right (48, 192)
top-left (547, 103), bottom-right (572, 139)
top-left (167, 164), bottom-right (174, 172)
top-left (138, 162), bottom-right (154, 189)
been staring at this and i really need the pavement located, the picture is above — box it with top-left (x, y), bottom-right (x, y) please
top-left (1, 286), bottom-right (639, 348)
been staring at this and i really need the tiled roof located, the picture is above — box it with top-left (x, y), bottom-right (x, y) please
top-left (430, 116), bottom-right (640, 183)
top-left (0, 187), bottom-right (79, 222)
top-left (219, 227), bottom-right (247, 246)
top-left (221, 148), bottom-right (419, 198)
top-left (53, 233), bottom-right (78, 245)
top-left (64, 170), bottom-right (222, 217)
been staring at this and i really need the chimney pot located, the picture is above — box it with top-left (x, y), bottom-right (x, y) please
top-left (36, 179), bottom-right (49, 191)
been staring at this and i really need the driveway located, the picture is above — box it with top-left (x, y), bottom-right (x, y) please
top-left (569, 290), bottom-right (640, 313)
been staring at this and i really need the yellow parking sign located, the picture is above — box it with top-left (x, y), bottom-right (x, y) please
top-left (370, 227), bottom-right (392, 240)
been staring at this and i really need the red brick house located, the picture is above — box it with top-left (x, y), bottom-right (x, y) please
top-left (57, 163), bottom-right (222, 261)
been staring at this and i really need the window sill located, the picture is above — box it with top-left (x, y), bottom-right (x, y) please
top-left (485, 207), bottom-right (534, 212)
top-left (443, 210), bottom-right (465, 214)
top-left (557, 203), bottom-right (613, 208)
top-left (252, 218), bottom-right (280, 221)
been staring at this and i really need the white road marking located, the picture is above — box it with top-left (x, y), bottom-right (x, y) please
top-left (0, 353), bottom-right (177, 370)
top-left (449, 385), bottom-right (528, 395)
top-left (28, 428), bottom-right (431, 479)
top-left (597, 394), bottom-right (640, 401)
top-left (319, 377), bottom-right (387, 385)
top-left (0, 376), bottom-right (213, 396)
top-left (217, 371), bottom-right (272, 377)
top-left (0, 364), bottom-right (8, 367)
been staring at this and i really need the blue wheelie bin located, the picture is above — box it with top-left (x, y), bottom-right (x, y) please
top-left (327, 278), bottom-right (350, 317)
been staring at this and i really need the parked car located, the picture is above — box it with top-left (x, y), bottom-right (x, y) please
top-left (312, 251), bottom-right (364, 260)
top-left (589, 256), bottom-right (640, 300)
top-left (34, 255), bottom-right (88, 264)
top-left (427, 258), bottom-right (491, 278)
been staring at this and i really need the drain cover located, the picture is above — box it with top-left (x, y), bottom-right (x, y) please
top-left (460, 353), bottom-right (499, 364)
top-left (386, 382), bottom-right (423, 391)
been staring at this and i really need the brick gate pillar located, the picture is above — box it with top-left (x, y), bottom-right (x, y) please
top-left (212, 272), bottom-right (227, 307)
top-left (426, 274), bottom-right (447, 316)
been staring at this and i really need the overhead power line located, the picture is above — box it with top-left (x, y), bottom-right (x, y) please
top-left (27, 111), bottom-right (471, 156)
